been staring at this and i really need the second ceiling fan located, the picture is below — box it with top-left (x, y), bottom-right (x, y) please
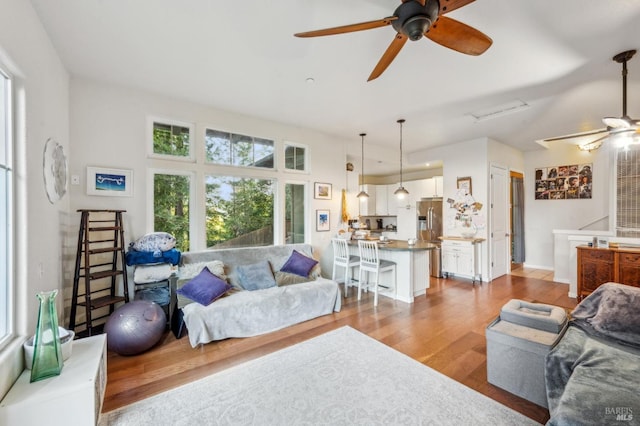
top-left (542, 49), bottom-right (640, 151)
top-left (294, 0), bottom-right (492, 81)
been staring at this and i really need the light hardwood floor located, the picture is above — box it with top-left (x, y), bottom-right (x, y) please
top-left (102, 270), bottom-right (576, 424)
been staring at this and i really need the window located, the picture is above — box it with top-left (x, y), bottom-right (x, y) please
top-left (205, 129), bottom-right (274, 169)
top-left (616, 145), bottom-right (640, 237)
top-left (284, 144), bottom-right (307, 171)
top-left (153, 172), bottom-right (191, 252)
top-left (205, 176), bottom-right (274, 248)
top-left (285, 183), bottom-right (306, 243)
top-left (151, 124), bottom-right (305, 250)
top-left (149, 117), bottom-right (193, 160)
top-left (0, 65), bottom-right (13, 347)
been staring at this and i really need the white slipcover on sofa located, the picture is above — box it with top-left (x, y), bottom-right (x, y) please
top-left (176, 244), bottom-right (341, 347)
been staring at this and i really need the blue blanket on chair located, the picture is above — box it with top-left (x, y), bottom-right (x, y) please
top-left (545, 283), bottom-right (640, 425)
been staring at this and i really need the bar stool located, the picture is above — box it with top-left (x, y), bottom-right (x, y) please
top-left (357, 240), bottom-right (396, 306)
top-left (331, 238), bottom-right (360, 297)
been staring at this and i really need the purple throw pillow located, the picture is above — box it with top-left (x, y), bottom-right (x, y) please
top-left (177, 266), bottom-right (232, 306)
top-left (280, 250), bottom-right (319, 278)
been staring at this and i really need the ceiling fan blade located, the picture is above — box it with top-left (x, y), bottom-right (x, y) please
top-left (294, 16), bottom-right (397, 38)
top-left (368, 33), bottom-right (408, 81)
top-left (426, 16), bottom-right (492, 56)
top-left (438, 0), bottom-right (476, 15)
top-left (542, 128), bottom-right (609, 143)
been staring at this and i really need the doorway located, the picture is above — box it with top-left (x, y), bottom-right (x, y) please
top-left (510, 171), bottom-right (525, 268)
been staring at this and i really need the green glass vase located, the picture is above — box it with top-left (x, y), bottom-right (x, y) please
top-left (30, 290), bottom-right (63, 382)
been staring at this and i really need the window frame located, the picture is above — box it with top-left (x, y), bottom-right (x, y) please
top-left (203, 174), bottom-right (277, 248)
top-left (203, 126), bottom-right (276, 170)
top-left (147, 168), bottom-right (197, 252)
top-left (283, 180), bottom-right (308, 244)
top-left (147, 116), bottom-right (195, 163)
top-left (283, 141), bottom-right (309, 173)
top-left (614, 144), bottom-right (640, 237)
top-left (0, 63), bottom-right (14, 350)
top-left (148, 120), bottom-right (314, 251)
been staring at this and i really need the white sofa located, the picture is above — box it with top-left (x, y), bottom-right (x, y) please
top-left (174, 244), bottom-right (341, 347)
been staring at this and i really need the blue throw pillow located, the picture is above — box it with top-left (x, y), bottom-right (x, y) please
top-left (177, 266), bottom-right (232, 306)
top-left (236, 260), bottom-right (277, 291)
top-left (280, 250), bottom-right (319, 277)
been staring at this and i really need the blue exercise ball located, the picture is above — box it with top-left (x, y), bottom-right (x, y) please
top-left (105, 301), bottom-right (166, 356)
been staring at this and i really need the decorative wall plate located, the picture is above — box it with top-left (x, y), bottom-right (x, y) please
top-left (43, 138), bottom-right (67, 203)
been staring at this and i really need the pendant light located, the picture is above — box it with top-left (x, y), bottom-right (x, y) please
top-left (356, 133), bottom-right (369, 199)
top-left (394, 119), bottom-right (410, 199)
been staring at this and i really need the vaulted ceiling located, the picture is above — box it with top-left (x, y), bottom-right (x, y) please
top-left (30, 0), bottom-right (640, 174)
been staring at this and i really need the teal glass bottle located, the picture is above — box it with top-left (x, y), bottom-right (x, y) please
top-left (30, 290), bottom-right (63, 382)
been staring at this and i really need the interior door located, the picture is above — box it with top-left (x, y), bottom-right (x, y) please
top-left (491, 164), bottom-right (509, 279)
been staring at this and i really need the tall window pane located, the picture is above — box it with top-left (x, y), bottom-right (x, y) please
top-left (154, 173), bottom-right (191, 251)
top-left (152, 120), bottom-right (192, 158)
top-left (205, 176), bottom-right (274, 248)
top-left (285, 145), bottom-right (306, 171)
top-left (285, 183), bottom-right (305, 243)
top-left (205, 129), bottom-right (231, 164)
top-left (0, 67), bottom-right (12, 344)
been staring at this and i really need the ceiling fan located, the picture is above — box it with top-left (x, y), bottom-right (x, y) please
top-left (541, 49), bottom-right (640, 151)
top-left (294, 0), bottom-right (492, 81)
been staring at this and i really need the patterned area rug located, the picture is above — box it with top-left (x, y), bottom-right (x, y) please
top-left (99, 326), bottom-right (538, 425)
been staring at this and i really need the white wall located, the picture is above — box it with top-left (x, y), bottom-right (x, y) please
top-left (0, 0), bottom-right (70, 399)
top-left (522, 142), bottom-right (610, 269)
top-left (68, 78), bottom-right (350, 284)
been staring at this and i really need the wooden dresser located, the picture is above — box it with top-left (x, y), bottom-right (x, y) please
top-left (576, 245), bottom-right (640, 300)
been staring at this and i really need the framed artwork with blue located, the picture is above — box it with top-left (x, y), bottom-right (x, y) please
top-left (87, 166), bottom-right (133, 197)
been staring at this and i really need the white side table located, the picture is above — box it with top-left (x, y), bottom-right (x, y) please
top-left (0, 334), bottom-right (107, 426)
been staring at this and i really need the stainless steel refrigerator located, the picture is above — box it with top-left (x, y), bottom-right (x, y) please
top-left (417, 197), bottom-right (443, 277)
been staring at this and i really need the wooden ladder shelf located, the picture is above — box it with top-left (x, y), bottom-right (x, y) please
top-left (69, 209), bottom-right (130, 337)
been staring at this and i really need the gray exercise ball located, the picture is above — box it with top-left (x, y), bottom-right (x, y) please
top-left (105, 301), bottom-right (166, 356)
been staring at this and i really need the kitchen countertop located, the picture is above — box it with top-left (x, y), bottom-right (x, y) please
top-left (347, 239), bottom-right (437, 251)
top-left (439, 236), bottom-right (486, 244)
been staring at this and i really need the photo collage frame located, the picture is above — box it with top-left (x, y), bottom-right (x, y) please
top-left (535, 163), bottom-right (592, 200)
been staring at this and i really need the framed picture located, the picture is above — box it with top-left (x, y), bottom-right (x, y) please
top-left (457, 176), bottom-right (472, 195)
top-left (316, 209), bottom-right (330, 232)
top-left (314, 182), bottom-right (332, 200)
top-left (87, 166), bottom-right (133, 197)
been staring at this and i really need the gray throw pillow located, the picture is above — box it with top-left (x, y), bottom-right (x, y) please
top-left (236, 260), bottom-right (277, 291)
top-left (275, 271), bottom-right (311, 287)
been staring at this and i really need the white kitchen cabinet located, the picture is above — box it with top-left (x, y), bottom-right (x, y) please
top-left (415, 178), bottom-right (435, 199)
top-left (375, 184), bottom-right (393, 215)
top-left (414, 177), bottom-right (444, 199)
top-left (359, 184), bottom-right (377, 216)
top-left (433, 176), bottom-right (443, 196)
top-left (441, 238), bottom-right (483, 283)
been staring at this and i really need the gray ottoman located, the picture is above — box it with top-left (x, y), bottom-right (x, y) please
top-left (486, 300), bottom-right (567, 408)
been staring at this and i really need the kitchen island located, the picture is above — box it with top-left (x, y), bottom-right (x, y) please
top-left (346, 239), bottom-right (437, 303)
